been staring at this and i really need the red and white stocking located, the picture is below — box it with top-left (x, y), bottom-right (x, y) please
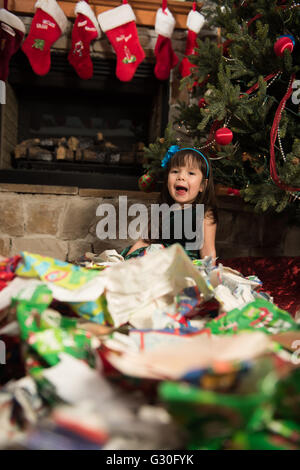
top-left (97, 1), bottom-right (145, 82)
top-left (0, 8), bottom-right (25, 81)
top-left (68, 1), bottom-right (100, 80)
top-left (154, 3), bottom-right (178, 81)
top-left (22, 0), bottom-right (68, 76)
top-left (179, 4), bottom-right (204, 78)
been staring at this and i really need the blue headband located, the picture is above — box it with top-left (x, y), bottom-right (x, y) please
top-left (161, 145), bottom-right (209, 178)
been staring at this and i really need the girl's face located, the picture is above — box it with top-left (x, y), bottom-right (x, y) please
top-left (167, 162), bottom-right (205, 206)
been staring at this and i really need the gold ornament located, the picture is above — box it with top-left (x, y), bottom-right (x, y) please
top-left (242, 152), bottom-right (252, 162)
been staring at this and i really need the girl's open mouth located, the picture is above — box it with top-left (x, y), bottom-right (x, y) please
top-left (175, 185), bottom-right (188, 195)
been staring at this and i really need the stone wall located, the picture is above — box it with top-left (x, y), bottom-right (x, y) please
top-left (0, 185), bottom-right (299, 261)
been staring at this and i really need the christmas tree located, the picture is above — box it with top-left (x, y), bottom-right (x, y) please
top-left (144, 0), bottom-right (300, 218)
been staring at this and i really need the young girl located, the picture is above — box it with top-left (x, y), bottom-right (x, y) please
top-left (121, 147), bottom-right (218, 261)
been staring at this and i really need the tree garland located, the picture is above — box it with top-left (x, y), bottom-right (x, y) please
top-left (270, 72), bottom-right (300, 191)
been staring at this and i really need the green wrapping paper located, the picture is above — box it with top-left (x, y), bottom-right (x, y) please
top-left (208, 299), bottom-right (300, 335)
top-left (228, 429), bottom-right (300, 450)
top-left (13, 251), bottom-right (113, 325)
top-left (14, 285), bottom-right (97, 367)
top-left (159, 355), bottom-right (300, 450)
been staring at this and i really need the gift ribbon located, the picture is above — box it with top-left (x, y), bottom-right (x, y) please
top-left (162, 0), bottom-right (168, 13)
top-left (4, 0), bottom-right (8, 9)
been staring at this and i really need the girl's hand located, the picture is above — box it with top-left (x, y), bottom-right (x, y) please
top-left (126, 239), bottom-right (149, 256)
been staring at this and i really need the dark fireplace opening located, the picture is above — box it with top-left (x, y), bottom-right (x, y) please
top-left (1, 50), bottom-right (169, 190)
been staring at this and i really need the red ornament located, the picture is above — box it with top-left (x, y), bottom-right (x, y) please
top-left (274, 36), bottom-right (294, 57)
top-left (198, 98), bottom-right (207, 108)
top-left (138, 172), bottom-right (156, 192)
top-left (215, 127), bottom-right (233, 146)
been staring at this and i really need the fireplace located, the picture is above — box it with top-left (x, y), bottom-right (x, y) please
top-left (0, 49), bottom-right (169, 190)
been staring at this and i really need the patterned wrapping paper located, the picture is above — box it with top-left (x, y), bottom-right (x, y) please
top-left (14, 284), bottom-right (98, 367)
top-left (16, 251), bottom-right (100, 291)
top-left (208, 298), bottom-right (300, 336)
top-left (68, 297), bottom-right (113, 326)
top-left (1, 247), bottom-right (299, 450)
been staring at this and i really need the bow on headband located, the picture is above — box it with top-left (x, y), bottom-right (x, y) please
top-left (161, 145), bottom-right (180, 168)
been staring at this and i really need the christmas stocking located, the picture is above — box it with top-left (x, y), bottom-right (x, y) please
top-left (179, 7), bottom-right (204, 78)
top-left (154, 7), bottom-right (178, 81)
top-left (0, 9), bottom-right (25, 81)
top-left (21, 0), bottom-right (68, 76)
top-left (68, 1), bottom-right (100, 80)
top-left (97, 2), bottom-right (145, 82)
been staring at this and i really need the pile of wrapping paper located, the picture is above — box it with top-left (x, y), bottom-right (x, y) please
top-left (0, 244), bottom-right (299, 450)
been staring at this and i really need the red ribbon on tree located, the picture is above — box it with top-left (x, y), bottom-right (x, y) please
top-left (206, 119), bottom-right (222, 150)
top-left (242, 71), bottom-right (279, 96)
top-left (270, 73), bottom-right (300, 192)
top-left (247, 13), bottom-right (262, 28)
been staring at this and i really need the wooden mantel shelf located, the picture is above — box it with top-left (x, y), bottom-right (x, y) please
top-left (7, 0), bottom-right (203, 29)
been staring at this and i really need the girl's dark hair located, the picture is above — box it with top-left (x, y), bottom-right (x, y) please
top-left (144, 149), bottom-right (218, 243)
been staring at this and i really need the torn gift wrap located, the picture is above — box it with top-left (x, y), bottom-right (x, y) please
top-left (103, 244), bottom-right (213, 327)
top-left (10, 246), bottom-right (213, 327)
top-left (14, 251), bottom-right (106, 303)
top-left (105, 331), bottom-right (271, 381)
top-left (16, 251), bottom-right (100, 290)
top-left (14, 284), bottom-right (99, 366)
top-left (209, 299), bottom-right (300, 336)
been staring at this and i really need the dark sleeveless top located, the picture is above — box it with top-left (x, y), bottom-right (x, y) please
top-left (121, 206), bottom-right (203, 261)
top-left (158, 206), bottom-right (203, 260)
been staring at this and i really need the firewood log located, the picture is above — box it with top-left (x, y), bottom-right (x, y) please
top-left (68, 136), bottom-right (79, 151)
top-left (28, 146), bottom-right (52, 161)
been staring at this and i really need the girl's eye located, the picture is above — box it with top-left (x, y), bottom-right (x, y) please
top-left (189, 172), bottom-right (195, 175)
top-left (171, 169), bottom-right (178, 173)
